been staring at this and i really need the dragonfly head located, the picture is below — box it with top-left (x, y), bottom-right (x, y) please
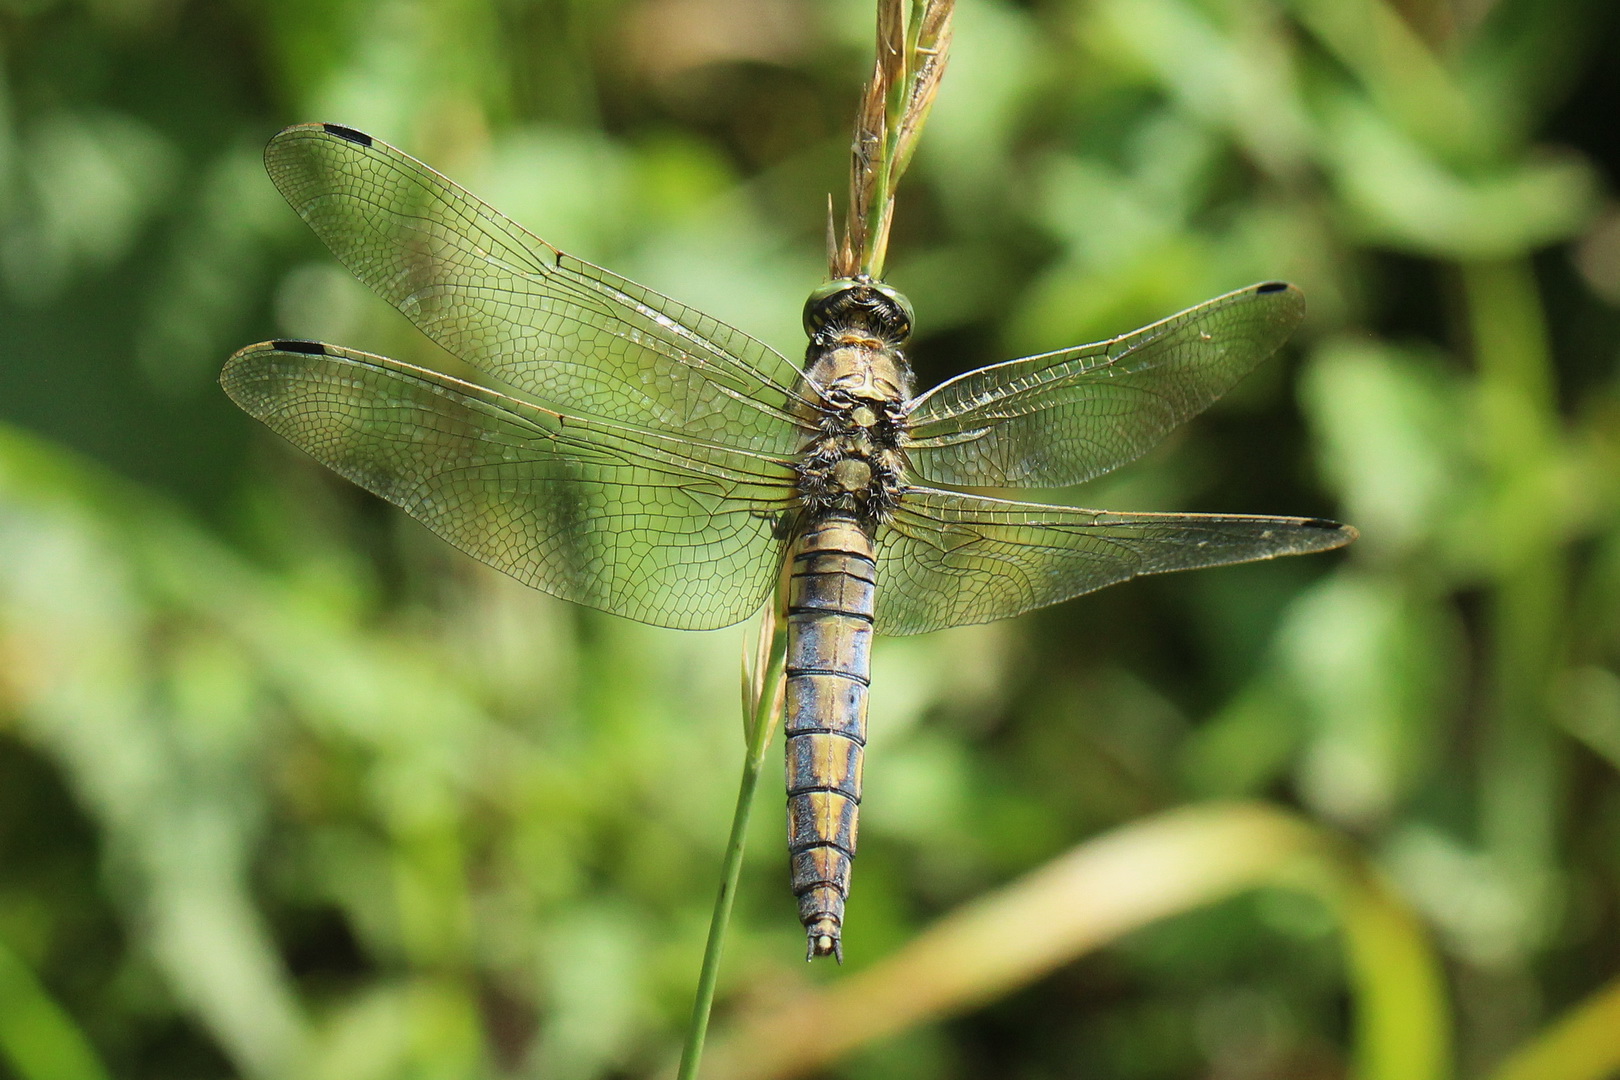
top-left (804, 277), bottom-right (914, 345)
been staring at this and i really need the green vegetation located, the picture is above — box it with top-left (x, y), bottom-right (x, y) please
top-left (2, 0), bottom-right (1619, 1077)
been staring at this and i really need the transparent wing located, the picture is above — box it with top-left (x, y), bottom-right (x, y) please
top-left (904, 282), bottom-right (1306, 488)
top-left (875, 486), bottom-right (1354, 635)
top-left (222, 340), bottom-right (799, 630)
top-left (265, 123), bottom-right (814, 453)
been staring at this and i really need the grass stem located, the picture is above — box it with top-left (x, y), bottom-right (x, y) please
top-left (676, 605), bottom-right (787, 1080)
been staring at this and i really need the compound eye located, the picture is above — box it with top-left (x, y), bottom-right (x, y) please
top-left (803, 278), bottom-right (860, 336)
top-left (870, 282), bottom-right (915, 340)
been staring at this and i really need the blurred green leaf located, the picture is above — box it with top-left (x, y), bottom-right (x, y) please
top-left (1486, 975), bottom-right (1620, 1080)
top-left (1302, 339), bottom-right (1472, 562)
top-left (0, 936), bottom-right (112, 1080)
top-left (2, 111), bottom-right (176, 301)
top-left (1286, 0), bottom-right (1488, 165)
top-left (1322, 97), bottom-right (1596, 259)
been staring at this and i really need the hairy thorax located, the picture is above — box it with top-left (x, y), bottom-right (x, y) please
top-left (795, 333), bottom-right (912, 525)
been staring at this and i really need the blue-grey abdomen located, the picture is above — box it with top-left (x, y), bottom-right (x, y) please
top-left (784, 512), bottom-right (876, 961)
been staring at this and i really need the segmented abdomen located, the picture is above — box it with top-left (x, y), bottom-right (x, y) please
top-left (784, 511), bottom-right (876, 962)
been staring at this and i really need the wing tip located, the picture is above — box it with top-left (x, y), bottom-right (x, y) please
top-left (1301, 518), bottom-right (1358, 548)
top-left (1251, 279), bottom-right (1306, 329)
top-left (1253, 280), bottom-right (1304, 312)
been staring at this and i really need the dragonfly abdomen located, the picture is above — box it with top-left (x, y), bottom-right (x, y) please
top-left (784, 511), bottom-right (876, 962)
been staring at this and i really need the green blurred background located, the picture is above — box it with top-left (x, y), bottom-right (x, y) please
top-left (2, 0), bottom-right (1619, 1077)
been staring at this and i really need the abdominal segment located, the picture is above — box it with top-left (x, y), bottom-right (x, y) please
top-left (784, 511), bottom-right (876, 962)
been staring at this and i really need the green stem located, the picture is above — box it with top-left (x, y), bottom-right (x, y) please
top-left (1463, 258), bottom-right (1563, 952)
top-left (676, 616), bottom-right (787, 1080)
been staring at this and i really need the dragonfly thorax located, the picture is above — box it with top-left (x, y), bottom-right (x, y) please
top-left (804, 344), bottom-right (913, 407)
top-left (795, 281), bottom-right (916, 525)
top-left (795, 352), bottom-right (910, 524)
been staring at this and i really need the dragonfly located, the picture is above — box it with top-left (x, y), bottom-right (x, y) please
top-left (223, 123), bottom-right (1355, 962)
